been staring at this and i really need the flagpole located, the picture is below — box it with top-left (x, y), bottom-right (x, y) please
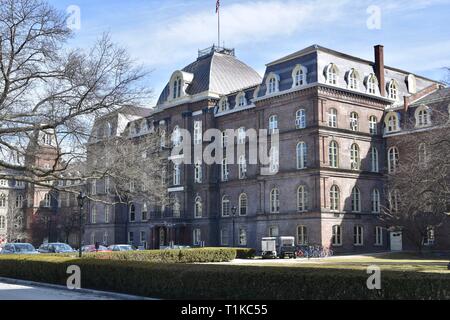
top-left (217, 4), bottom-right (220, 47)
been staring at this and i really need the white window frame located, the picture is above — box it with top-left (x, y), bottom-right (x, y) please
top-left (372, 189), bottom-right (380, 213)
top-left (221, 196), bottom-right (230, 217)
top-left (326, 63), bottom-right (339, 85)
top-left (270, 188), bottom-right (280, 213)
top-left (351, 187), bottom-right (361, 213)
top-left (388, 147), bottom-right (399, 174)
top-left (295, 109), bottom-right (306, 129)
top-left (354, 225), bottom-right (364, 246)
top-left (193, 121), bottom-right (202, 145)
top-left (330, 185), bottom-right (340, 212)
top-left (332, 225), bottom-right (342, 246)
top-left (370, 147), bottom-right (379, 173)
top-left (350, 143), bottom-right (360, 170)
top-left (328, 108), bottom-right (337, 128)
top-left (297, 225), bottom-right (308, 245)
top-left (375, 226), bottom-right (383, 246)
top-left (297, 186), bottom-right (308, 212)
top-left (194, 197), bottom-right (202, 218)
top-left (296, 142), bottom-right (307, 169)
top-left (350, 112), bottom-right (359, 131)
top-left (329, 141), bottom-right (339, 168)
top-left (239, 193), bottom-right (248, 216)
top-left (369, 116), bottom-right (378, 135)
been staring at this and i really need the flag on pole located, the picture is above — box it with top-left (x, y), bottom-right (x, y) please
top-left (216, 0), bottom-right (220, 13)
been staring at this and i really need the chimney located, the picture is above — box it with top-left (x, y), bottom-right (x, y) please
top-left (374, 45), bottom-right (385, 97)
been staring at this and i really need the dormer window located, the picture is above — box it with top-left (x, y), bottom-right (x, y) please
top-left (326, 63), bottom-right (339, 85)
top-left (367, 74), bottom-right (378, 94)
top-left (266, 73), bottom-right (280, 95)
top-left (236, 92), bottom-right (247, 107)
top-left (347, 69), bottom-right (359, 90)
top-left (292, 64), bottom-right (307, 88)
top-left (388, 80), bottom-right (399, 100)
top-left (415, 105), bottom-right (431, 127)
top-left (173, 76), bottom-right (182, 99)
top-left (219, 97), bottom-right (229, 112)
top-left (385, 112), bottom-right (400, 133)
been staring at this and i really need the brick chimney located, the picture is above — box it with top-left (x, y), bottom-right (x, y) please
top-left (374, 45), bottom-right (385, 97)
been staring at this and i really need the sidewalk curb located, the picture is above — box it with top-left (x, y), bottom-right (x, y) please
top-left (0, 277), bottom-right (156, 300)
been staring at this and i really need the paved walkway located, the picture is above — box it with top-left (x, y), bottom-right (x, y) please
top-left (0, 278), bottom-right (150, 300)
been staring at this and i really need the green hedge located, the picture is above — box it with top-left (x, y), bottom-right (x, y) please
top-left (76, 248), bottom-right (250, 263)
top-left (0, 255), bottom-right (449, 299)
top-left (59, 248), bottom-right (255, 263)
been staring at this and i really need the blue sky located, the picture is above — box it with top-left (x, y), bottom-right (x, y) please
top-left (49, 0), bottom-right (450, 105)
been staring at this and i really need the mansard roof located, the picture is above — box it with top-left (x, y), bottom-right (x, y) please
top-left (157, 48), bottom-right (262, 106)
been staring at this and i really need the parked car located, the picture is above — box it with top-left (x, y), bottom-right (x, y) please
top-left (38, 243), bottom-right (76, 254)
top-left (108, 244), bottom-right (135, 252)
top-left (81, 244), bottom-right (112, 253)
top-left (0, 243), bottom-right (39, 255)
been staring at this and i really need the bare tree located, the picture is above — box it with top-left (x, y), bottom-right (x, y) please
top-left (0, 0), bottom-right (151, 187)
top-left (382, 111), bottom-right (450, 251)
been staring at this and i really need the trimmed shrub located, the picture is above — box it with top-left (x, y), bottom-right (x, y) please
top-left (79, 248), bottom-right (237, 263)
top-left (0, 255), bottom-right (449, 300)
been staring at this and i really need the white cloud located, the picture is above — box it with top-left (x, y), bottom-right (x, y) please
top-left (117, 0), bottom-right (353, 66)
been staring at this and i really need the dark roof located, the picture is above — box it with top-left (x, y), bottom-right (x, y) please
top-left (413, 87), bottom-right (450, 106)
top-left (118, 106), bottom-right (153, 117)
top-left (157, 51), bottom-right (262, 105)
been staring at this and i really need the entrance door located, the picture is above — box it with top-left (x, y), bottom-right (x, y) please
top-left (390, 232), bottom-right (403, 251)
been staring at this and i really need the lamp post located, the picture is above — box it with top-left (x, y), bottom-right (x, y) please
top-left (77, 192), bottom-right (86, 258)
top-left (231, 206), bottom-right (237, 247)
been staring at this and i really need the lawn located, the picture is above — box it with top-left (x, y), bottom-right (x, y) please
top-left (212, 251), bottom-right (450, 274)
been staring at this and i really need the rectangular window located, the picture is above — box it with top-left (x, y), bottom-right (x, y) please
top-left (239, 228), bottom-right (247, 246)
top-left (140, 231), bottom-right (147, 246)
top-left (105, 206), bottom-right (110, 224)
top-left (193, 229), bottom-right (201, 246)
top-left (354, 225), bottom-right (364, 246)
top-left (297, 226), bottom-right (308, 245)
top-left (332, 225), bottom-right (342, 246)
top-left (375, 226), bottom-right (383, 246)
top-left (128, 232), bottom-right (134, 244)
top-left (194, 121), bottom-right (202, 145)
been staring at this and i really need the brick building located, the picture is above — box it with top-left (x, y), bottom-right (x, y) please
top-left (82, 44), bottom-right (449, 253)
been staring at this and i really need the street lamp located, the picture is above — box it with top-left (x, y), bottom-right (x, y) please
top-left (77, 192), bottom-right (86, 258)
top-left (231, 206), bottom-right (237, 248)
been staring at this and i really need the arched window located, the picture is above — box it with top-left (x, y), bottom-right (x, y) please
top-left (173, 163), bottom-right (181, 185)
top-left (129, 204), bottom-right (136, 222)
top-left (354, 225), bottom-right (364, 246)
top-left (389, 190), bottom-right (400, 213)
top-left (238, 155), bottom-right (247, 179)
top-left (269, 115), bottom-right (278, 134)
top-left (221, 196), bottom-right (230, 217)
top-left (369, 116), bottom-right (378, 135)
top-left (388, 147), bottom-right (399, 173)
top-left (297, 225), bottom-right (308, 245)
top-left (350, 144), bottom-right (360, 170)
top-left (44, 193), bottom-right (51, 208)
top-left (332, 225), bottom-right (342, 246)
top-left (91, 206), bottom-right (97, 224)
top-left (348, 69), bottom-right (359, 90)
top-left (295, 109), bottom-right (306, 129)
top-left (328, 108), bottom-right (337, 128)
top-left (350, 112), bottom-right (359, 131)
top-left (292, 64), bottom-right (307, 87)
top-left (270, 188), bottom-right (280, 213)
top-left (370, 147), bottom-right (379, 173)
top-left (326, 63), bottom-right (339, 85)
top-left (266, 73), bottom-right (279, 94)
top-left (239, 193), bottom-right (248, 216)
top-left (372, 189), bottom-right (380, 213)
top-left (385, 112), bottom-right (400, 133)
top-left (194, 197), bottom-right (202, 218)
top-left (329, 141), bottom-right (339, 168)
top-left (297, 186), bottom-right (308, 212)
top-left (172, 76), bottom-right (182, 99)
top-left (351, 187), bottom-right (361, 212)
top-left (0, 216), bottom-right (5, 229)
top-left (330, 185), bottom-right (340, 211)
top-left (388, 80), bottom-right (398, 100)
top-left (296, 142), bottom-right (307, 169)
top-left (173, 197), bottom-right (181, 217)
top-left (15, 195), bottom-right (23, 208)
top-left (415, 106), bottom-right (431, 127)
top-left (367, 74), bottom-right (378, 94)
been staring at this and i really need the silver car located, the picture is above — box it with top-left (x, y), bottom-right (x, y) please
top-left (108, 244), bottom-right (135, 251)
top-left (1, 243), bottom-right (39, 255)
